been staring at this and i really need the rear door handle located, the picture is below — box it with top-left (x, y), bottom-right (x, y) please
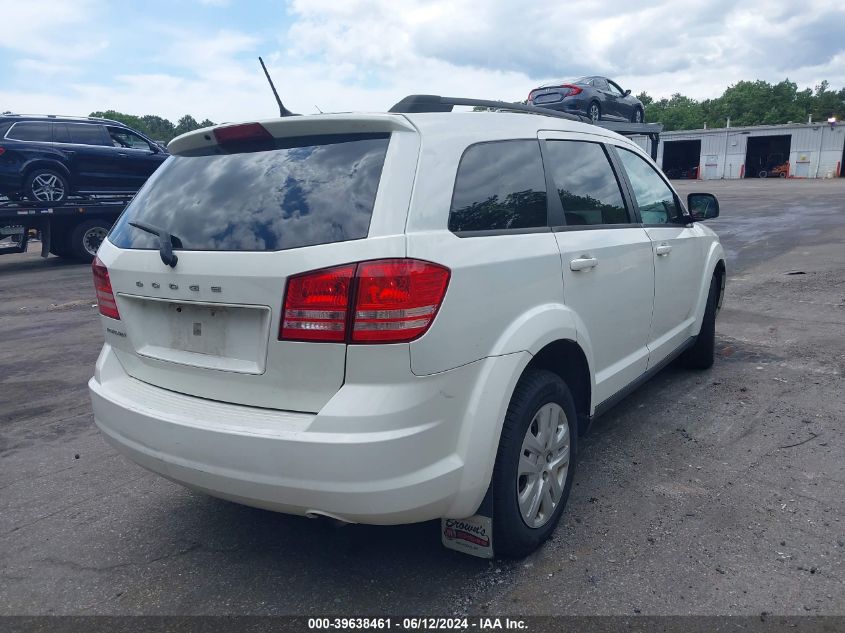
top-left (655, 244), bottom-right (672, 256)
top-left (570, 256), bottom-right (598, 271)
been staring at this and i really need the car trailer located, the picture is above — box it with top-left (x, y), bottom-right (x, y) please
top-left (0, 195), bottom-right (133, 262)
top-left (388, 94), bottom-right (664, 160)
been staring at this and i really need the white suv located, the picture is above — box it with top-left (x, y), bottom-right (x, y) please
top-left (88, 100), bottom-right (725, 557)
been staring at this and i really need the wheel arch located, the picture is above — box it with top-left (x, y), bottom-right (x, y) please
top-left (526, 340), bottom-right (592, 436)
top-left (22, 158), bottom-right (72, 179)
top-left (713, 258), bottom-right (726, 311)
top-left (692, 243), bottom-right (727, 332)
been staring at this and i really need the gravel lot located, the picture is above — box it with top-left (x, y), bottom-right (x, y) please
top-left (1, 178), bottom-right (843, 616)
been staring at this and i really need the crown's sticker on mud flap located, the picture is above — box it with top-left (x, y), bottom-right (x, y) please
top-left (441, 515), bottom-right (493, 558)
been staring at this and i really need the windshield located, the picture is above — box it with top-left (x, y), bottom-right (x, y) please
top-left (109, 133), bottom-right (390, 252)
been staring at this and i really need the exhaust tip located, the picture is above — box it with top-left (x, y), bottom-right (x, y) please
top-left (305, 510), bottom-right (355, 526)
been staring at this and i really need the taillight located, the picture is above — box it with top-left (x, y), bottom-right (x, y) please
top-left (280, 264), bottom-right (355, 342)
top-left (528, 91), bottom-right (536, 102)
top-left (279, 259), bottom-right (450, 344)
top-left (92, 257), bottom-right (120, 320)
top-left (0, 147), bottom-right (6, 156)
top-left (352, 259), bottom-right (450, 343)
top-left (213, 123), bottom-right (274, 152)
top-left (560, 84), bottom-right (583, 96)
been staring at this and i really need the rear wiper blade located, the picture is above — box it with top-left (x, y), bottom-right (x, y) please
top-left (129, 221), bottom-right (182, 268)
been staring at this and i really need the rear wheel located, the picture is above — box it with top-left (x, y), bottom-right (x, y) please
top-left (69, 219), bottom-right (110, 262)
top-left (758, 169), bottom-right (768, 178)
top-left (588, 102), bottom-right (601, 122)
top-left (631, 107), bottom-right (644, 123)
top-left (492, 369), bottom-right (577, 558)
top-left (25, 169), bottom-right (69, 204)
top-left (681, 273), bottom-right (720, 369)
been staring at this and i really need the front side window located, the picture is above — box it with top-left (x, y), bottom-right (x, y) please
top-left (6, 122), bottom-right (51, 142)
top-left (448, 140), bottom-right (547, 232)
top-left (617, 148), bottom-right (683, 224)
top-left (109, 133), bottom-right (390, 252)
top-left (545, 140), bottom-right (629, 226)
top-left (108, 127), bottom-right (152, 150)
top-left (66, 123), bottom-right (110, 146)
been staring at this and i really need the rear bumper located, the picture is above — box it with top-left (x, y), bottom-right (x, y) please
top-left (529, 96), bottom-right (585, 114)
top-left (89, 344), bottom-right (526, 524)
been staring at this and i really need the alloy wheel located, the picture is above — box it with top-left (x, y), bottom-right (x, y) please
top-left (31, 174), bottom-right (65, 202)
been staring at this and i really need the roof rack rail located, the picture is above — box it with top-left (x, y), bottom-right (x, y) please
top-left (0, 113), bottom-right (125, 125)
top-left (388, 95), bottom-right (663, 159)
top-left (389, 94), bottom-right (590, 123)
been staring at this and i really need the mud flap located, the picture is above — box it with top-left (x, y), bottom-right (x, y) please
top-left (441, 486), bottom-right (494, 559)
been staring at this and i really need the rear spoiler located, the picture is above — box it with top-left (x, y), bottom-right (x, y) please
top-left (167, 114), bottom-right (416, 156)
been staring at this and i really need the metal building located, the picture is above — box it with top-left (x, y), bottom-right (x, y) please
top-left (649, 121), bottom-right (845, 180)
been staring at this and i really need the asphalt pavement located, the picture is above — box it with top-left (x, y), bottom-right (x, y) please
top-left (1, 178), bottom-right (843, 616)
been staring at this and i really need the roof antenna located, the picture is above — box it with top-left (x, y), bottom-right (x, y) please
top-left (258, 56), bottom-right (295, 117)
top-left (315, 105), bottom-right (323, 114)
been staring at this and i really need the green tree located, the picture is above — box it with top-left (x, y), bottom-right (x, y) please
top-left (638, 78), bottom-right (844, 130)
top-left (174, 114), bottom-right (200, 137)
top-left (88, 110), bottom-right (214, 142)
top-left (636, 92), bottom-right (653, 107)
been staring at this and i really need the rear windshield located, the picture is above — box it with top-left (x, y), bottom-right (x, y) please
top-left (109, 133), bottom-right (390, 252)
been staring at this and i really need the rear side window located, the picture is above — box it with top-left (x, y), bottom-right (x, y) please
top-left (448, 140), bottom-right (547, 233)
top-left (6, 122), bottom-right (51, 142)
top-left (544, 140), bottom-right (630, 226)
top-left (66, 123), bottom-right (110, 146)
top-left (109, 133), bottom-right (390, 252)
top-left (617, 148), bottom-right (683, 224)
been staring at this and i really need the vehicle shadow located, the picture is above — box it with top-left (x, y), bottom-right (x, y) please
top-left (0, 252), bottom-right (87, 275)
top-left (114, 490), bottom-right (495, 612)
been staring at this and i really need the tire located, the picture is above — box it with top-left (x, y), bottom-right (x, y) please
top-left (492, 369), bottom-right (578, 558)
top-left (24, 169), bottom-right (69, 204)
top-left (758, 170), bottom-right (768, 179)
top-left (631, 107), bottom-right (644, 123)
top-left (681, 273), bottom-right (720, 369)
top-left (779, 171), bottom-right (787, 178)
top-left (69, 219), bottom-right (110, 262)
top-left (588, 101), bottom-right (601, 122)
top-left (49, 229), bottom-right (74, 259)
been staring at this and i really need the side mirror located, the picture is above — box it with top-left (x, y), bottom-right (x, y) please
top-left (688, 193), bottom-right (719, 220)
top-left (624, 89), bottom-right (631, 96)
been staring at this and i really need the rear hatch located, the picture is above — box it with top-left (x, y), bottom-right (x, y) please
top-left (97, 114), bottom-right (419, 412)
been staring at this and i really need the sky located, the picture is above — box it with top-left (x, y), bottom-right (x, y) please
top-left (1, 0), bottom-right (844, 123)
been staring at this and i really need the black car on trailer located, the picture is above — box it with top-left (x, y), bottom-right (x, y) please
top-left (0, 113), bottom-right (167, 204)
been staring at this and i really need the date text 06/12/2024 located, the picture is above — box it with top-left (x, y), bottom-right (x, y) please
top-left (307, 617), bottom-right (528, 630)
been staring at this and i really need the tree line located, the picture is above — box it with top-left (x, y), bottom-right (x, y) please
top-left (93, 78), bottom-right (845, 139)
top-left (636, 79), bottom-right (845, 131)
top-left (88, 111), bottom-right (215, 142)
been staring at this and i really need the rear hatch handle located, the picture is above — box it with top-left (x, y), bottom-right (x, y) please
top-left (129, 221), bottom-right (182, 268)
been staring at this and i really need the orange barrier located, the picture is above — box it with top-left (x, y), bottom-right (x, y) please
top-left (739, 164), bottom-right (745, 178)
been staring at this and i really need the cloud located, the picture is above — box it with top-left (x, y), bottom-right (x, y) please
top-left (1, 0), bottom-right (108, 63)
top-left (0, 0), bottom-right (843, 122)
